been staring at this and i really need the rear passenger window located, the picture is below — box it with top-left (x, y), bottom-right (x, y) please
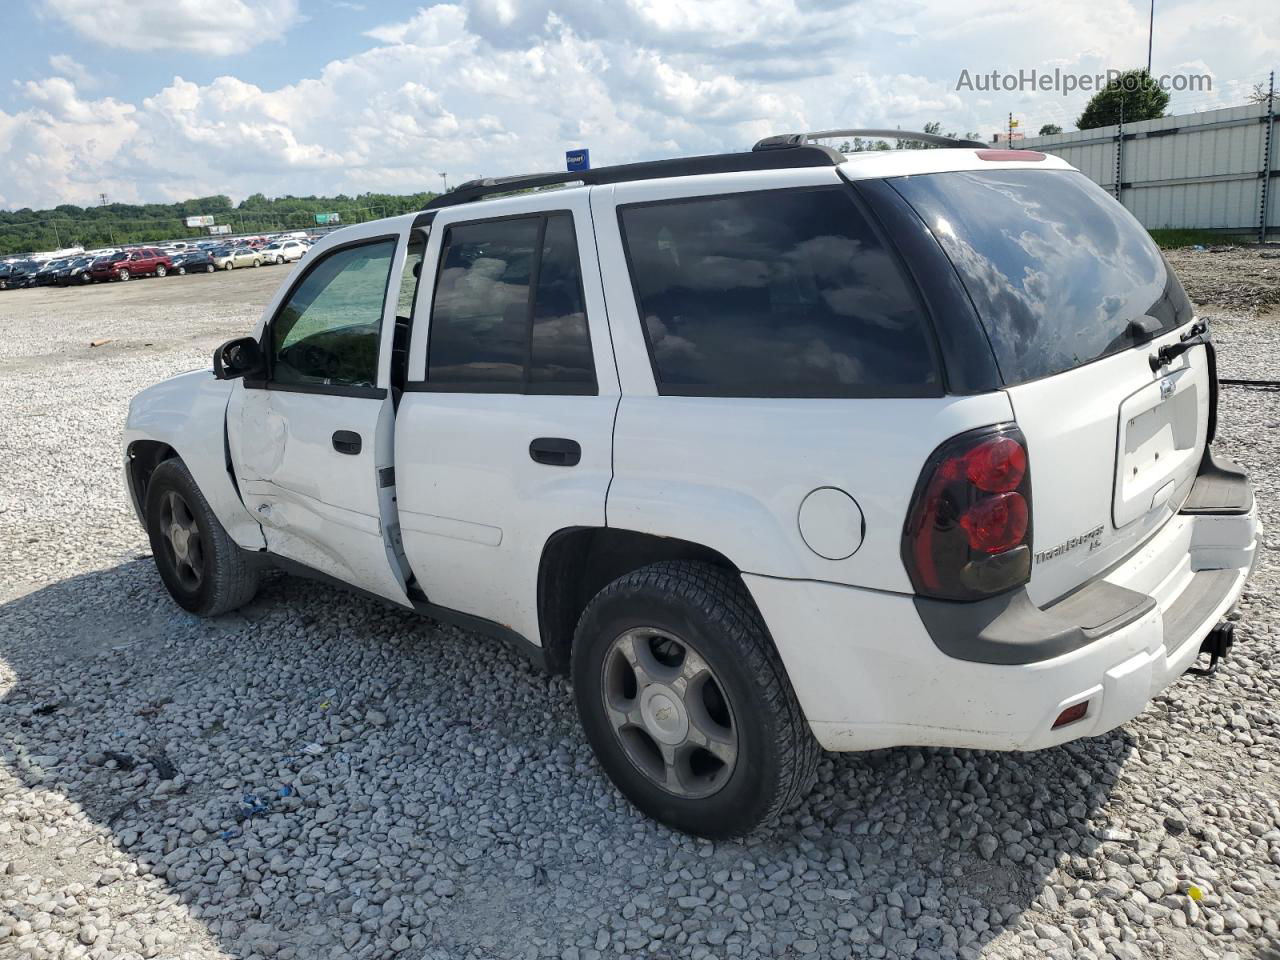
top-left (618, 188), bottom-right (939, 397)
top-left (426, 213), bottom-right (595, 394)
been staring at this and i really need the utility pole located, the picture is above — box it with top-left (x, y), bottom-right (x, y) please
top-left (439, 172), bottom-right (448, 193)
top-left (98, 193), bottom-right (108, 207)
top-left (52, 220), bottom-right (61, 249)
top-left (1152, 0), bottom-right (1162, 74)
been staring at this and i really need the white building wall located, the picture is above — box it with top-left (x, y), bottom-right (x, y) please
top-left (1021, 103), bottom-right (1278, 233)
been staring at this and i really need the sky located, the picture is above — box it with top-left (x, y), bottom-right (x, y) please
top-left (0, 0), bottom-right (1276, 211)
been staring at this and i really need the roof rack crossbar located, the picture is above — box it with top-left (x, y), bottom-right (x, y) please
top-left (753, 128), bottom-right (988, 151)
top-left (422, 144), bottom-right (845, 210)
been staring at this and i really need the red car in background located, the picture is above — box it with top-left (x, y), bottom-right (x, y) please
top-left (91, 247), bottom-right (173, 281)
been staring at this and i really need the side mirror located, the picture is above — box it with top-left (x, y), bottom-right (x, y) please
top-left (213, 337), bottom-right (265, 380)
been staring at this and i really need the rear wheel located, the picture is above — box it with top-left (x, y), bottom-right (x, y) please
top-left (144, 459), bottom-right (259, 616)
top-left (224, 261), bottom-right (233, 270)
top-left (205, 263), bottom-right (215, 273)
top-left (252, 259), bottom-right (261, 268)
top-left (176, 266), bottom-right (186, 275)
top-left (155, 264), bottom-right (167, 278)
top-left (572, 560), bottom-right (819, 838)
top-left (275, 255), bottom-right (285, 265)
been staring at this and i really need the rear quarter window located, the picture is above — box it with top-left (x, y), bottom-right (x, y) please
top-left (891, 169), bottom-right (1192, 385)
top-left (618, 187), bottom-right (940, 398)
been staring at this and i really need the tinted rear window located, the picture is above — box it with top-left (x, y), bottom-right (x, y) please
top-left (618, 187), bottom-right (940, 397)
top-left (891, 169), bottom-right (1191, 385)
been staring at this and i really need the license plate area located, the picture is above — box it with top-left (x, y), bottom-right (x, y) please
top-left (1114, 368), bottom-right (1200, 528)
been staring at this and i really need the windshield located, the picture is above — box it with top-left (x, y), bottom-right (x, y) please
top-left (891, 169), bottom-right (1191, 385)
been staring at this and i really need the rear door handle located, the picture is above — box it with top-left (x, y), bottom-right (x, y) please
top-left (332, 430), bottom-right (362, 455)
top-left (529, 437), bottom-right (581, 467)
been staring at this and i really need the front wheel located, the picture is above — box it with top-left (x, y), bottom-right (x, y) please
top-left (224, 261), bottom-right (233, 270)
top-left (252, 259), bottom-right (261, 268)
top-left (176, 266), bottom-right (186, 275)
top-left (205, 263), bottom-right (215, 273)
top-left (144, 459), bottom-right (260, 616)
top-left (155, 265), bottom-right (167, 278)
top-left (572, 561), bottom-right (819, 838)
top-left (275, 255), bottom-right (285, 265)
top-left (117, 269), bottom-right (130, 281)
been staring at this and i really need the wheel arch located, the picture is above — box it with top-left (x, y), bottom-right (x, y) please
top-left (125, 439), bottom-right (176, 522)
top-left (536, 527), bottom-right (740, 675)
top-left (124, 371), bottom-right (265, 551)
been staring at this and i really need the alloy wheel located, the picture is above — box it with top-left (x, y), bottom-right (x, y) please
top-left (158, 490), bottom-right (204, 591)
top-left (601, 627), bottom-right (738, 799)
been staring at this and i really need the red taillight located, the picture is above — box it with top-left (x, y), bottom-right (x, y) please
top-left (902, 425), bottom-right (1033, 601)
top-left (964, 435), bottom-right (1026, 493)
top-left (960, 492), bottom-right (1028, 553)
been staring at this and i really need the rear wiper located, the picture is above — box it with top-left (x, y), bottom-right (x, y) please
top-left (1150, 320), bottom-right (1209, 372)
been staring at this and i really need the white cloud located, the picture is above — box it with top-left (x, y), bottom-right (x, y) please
top-left (47, 54), bottom-right (97, 89)
top-left (2, 0), bottom-right (1277, 210)
top-left (44, 0), bottom-right (301, 55)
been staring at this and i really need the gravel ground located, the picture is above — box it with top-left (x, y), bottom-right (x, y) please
top-left (1, 265), bottom-right (1279, 960)
top-left (1165, 246), bottom-right (1280, 314)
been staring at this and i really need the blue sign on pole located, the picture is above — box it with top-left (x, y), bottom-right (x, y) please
top-left (566, 149), bottom-right (591, 173)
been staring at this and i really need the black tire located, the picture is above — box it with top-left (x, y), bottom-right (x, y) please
top-left (205, 263), bottom-right (215, 274)
top-left (176, 266), bottom-right (186, 275)
top-left (117, 269), bottom-right (130, 281)
top-left (155, 264), bottom-right (167, 278)
top-left (224, 261), bottom-right (233, 271)
top-left (252, 259), bottom-right (261, 268)
top-left (572, 560), bottom-right (819, 838)
top-left (144, 458), bottom-right (260, 617)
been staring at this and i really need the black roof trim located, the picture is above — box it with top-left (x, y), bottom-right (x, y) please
top-left (756, 129), bottom-right (987, 150)
top-left (422, 145), bottom-right (844, 210)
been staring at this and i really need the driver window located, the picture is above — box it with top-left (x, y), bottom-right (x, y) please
top-left (269, 239), bottom-right (396, 389)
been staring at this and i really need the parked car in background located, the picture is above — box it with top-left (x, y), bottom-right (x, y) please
top-left (115, 247), bottom-right (173, 280)
top-left (212, 246), bottom-right (262, 270)
top-left (53, 256), bottom-right (96, 286)
top-left (260, 239), bottom-right (307, 265)
top-left (89, 252), bottom-right (131, 282)
top-left (33, 259), bottom-right (69, 286)
top-left (170, 250), bottom-right (216, 275)
top-left (0, 260), bottom-right (39, 290)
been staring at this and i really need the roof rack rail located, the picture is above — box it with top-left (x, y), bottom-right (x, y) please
top-left (754, 128), bottom-right (987, 151)
top-left (422, 144), bottom-right (844, 210)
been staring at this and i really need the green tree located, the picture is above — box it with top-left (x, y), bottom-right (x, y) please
top-left (1038, 123), bottom-right (1063, 135)
top-left (1076, 69), bottom-right (1169, 129)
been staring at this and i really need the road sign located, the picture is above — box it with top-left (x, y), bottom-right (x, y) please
top-left (315, 212), bottom-right (342, 225)
top-left (566, 149), bottom-right (590, 173)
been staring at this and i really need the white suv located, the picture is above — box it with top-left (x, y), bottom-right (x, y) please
top-left (261, 239), bottom-right (307, 265)
top-left (123, 132), bottom-right (1259, 837)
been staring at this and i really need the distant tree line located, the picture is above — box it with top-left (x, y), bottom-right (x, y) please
top-left (0, 191), bottom-right (440, 256)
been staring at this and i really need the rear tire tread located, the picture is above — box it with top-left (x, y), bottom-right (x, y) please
top-left (575, 560), bottom-right (819, 835)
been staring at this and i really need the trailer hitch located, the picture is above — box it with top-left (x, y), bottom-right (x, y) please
top-left (1186, 621), bottom-right (1235, 677)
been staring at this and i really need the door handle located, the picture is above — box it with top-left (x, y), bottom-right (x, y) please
top-left (332, 430), bottom-right (362, 455)
top-left (529, 437), bottom-right (581, 467)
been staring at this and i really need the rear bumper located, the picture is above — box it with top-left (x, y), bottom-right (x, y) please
top-left (745, 460), bottom-right (1259, 753)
